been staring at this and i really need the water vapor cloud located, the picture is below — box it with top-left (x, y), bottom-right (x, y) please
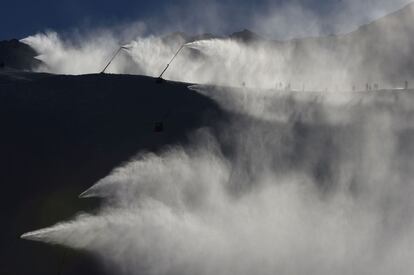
top-left (21, 1), bottom-right (414, 274)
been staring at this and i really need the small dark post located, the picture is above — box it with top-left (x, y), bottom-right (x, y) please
top-left (153, 122), bottom-right (164, 132)
top-left (405, 80), bottom-right (408, 90)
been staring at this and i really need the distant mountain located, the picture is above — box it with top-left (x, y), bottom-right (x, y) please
top-left (162, 28), bottom-right (264, 45)
top-left (161, 31), bottom-right (223, 45)
top-left (0, 39), bottom-right (42, 71)
top-left (229, 29), bottom-right (264, 43)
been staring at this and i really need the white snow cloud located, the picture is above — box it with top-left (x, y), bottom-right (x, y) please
top-left (20, 1), bottom-right (414, 274)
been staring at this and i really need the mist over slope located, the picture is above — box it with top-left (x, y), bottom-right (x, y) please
top-left (21, 81), bottom-right (414, 275)
top-left (9, 1), bottom-right (414, 275)
top-left (20, 2), bottom-right (414, 90)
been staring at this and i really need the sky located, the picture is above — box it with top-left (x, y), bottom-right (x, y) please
top-left (1, 0), bottom-right (413, 40)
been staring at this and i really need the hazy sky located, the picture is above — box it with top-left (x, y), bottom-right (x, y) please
top-left (1, 0), bottom-right (413, 40)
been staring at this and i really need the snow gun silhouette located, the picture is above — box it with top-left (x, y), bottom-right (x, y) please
top-left (100, 45), bottom-right (132, 74)
top-left (156, 44), bottom-right (186, 83)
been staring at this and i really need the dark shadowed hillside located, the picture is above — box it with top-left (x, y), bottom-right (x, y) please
top-left (0, 39), bottom-right (42, 70)
top-left (0, 72), bottom-right (223, 275)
